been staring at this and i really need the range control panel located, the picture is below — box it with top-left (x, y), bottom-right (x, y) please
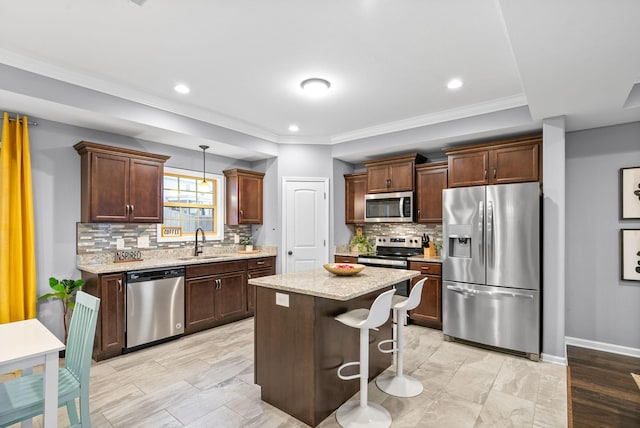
top-left (375, 236), bottom-right (422, 249)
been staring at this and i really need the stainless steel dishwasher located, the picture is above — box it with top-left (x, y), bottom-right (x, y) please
top-left (125, 267), bottom-right (185, 350)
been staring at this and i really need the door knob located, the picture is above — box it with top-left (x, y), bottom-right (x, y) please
top-left (288, 251), bottom-right (293, 255)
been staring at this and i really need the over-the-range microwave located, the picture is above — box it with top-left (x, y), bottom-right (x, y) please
top-left (364, 191), bottom-right (414, 223)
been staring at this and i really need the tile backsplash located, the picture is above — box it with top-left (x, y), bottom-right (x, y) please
top-left (76, 223), bottom-right (252, 255)
top-left (350, 223), bottom-right (443, 244)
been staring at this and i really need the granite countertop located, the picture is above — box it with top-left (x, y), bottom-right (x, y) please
top-left (407, 255), bottom-right (443, 263)
top-left (77, 249), bottom-right (278, 274)
top-left (248, 266), bottom-right (419, 301)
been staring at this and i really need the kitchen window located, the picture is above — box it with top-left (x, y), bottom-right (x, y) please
top-left (157, 167), bottom-right (224, 242)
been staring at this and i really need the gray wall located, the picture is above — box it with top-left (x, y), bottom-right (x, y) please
top-left (28, 118), bottom-right (252, 339)
top-left (566, 122), bottom-right (640, 348)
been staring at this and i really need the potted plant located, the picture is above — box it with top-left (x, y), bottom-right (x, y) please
top-left (38, 277), bottom-right (85, 344)
top-left (349, 234), bottom-right (373, 255)
top-left (240, 235), bottom-right (254, 252)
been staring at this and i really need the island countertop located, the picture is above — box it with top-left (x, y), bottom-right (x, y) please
top-left (248, 266), bottom-right (419, 301)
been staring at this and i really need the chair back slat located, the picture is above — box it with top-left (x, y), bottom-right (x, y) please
top-left (65, 291), bottom-right (100, 382)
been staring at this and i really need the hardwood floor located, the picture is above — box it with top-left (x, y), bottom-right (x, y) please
top-left (567, 345), bottom-right (640, 428)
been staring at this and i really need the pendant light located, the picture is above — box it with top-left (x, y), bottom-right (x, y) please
top-left (199, 145), bottom-right (209, 189)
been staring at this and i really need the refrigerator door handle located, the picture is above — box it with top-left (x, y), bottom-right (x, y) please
top-left (487, 201), bottom-right (494, 265)
top-left (447, 285), bottom-right (470, 294)
top-left (446, 284), bottom-right (534, 299)
top-left (478, 201), bottom-right (484, 262)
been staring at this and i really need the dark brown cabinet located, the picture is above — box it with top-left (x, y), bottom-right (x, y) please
top-left (81, 272), bottom-right (125, 361)
top-left (445, 135), bottom-right (541, 188)
top-left (415, 162), bottom-right (448, 223)
top-left (334, 255), bottom-right (358, 264)
top-left (408, 261), bottom-right (442, 329)
top-left (224, 169), bottom-right (265, 225)
top-left (344, 172), bottom-right (367, 223)
top-left (74, 141), bottom-right (169, 223)
top-left (247, 257), bottom-right (276, 314)
top-left (185, 260), bottom-right (248, 333)
top-left (363, 153), bottom-right (426, 193)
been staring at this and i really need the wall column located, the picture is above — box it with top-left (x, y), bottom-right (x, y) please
top-left (542, 116), bottom-right (566, 363)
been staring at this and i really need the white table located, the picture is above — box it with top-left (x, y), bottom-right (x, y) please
top-left (0, 319), bottom-right (65, 427)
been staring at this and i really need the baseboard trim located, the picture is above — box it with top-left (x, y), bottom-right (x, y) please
top-left (541, 352), bottom-right (567, 366)
top-left (565, 336), bottom-right (640, 358)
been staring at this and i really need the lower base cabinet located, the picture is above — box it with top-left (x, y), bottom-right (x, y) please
top-left (81, 272), bottom-right (125, 361)
top-left (334, 255), bottom-right (358, 263)
top-left (408, 261), bottom-right (443, 329)
top-left (185, 260), bottom-right (248, 334)
top-left (247, 257), bottom-right (276, 314)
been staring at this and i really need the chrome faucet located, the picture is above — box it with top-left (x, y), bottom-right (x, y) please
top-left (194, 227), bottom-right (205, 256)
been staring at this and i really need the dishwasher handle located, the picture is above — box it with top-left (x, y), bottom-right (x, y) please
top-left (127, 267), bottom-right (185, 283)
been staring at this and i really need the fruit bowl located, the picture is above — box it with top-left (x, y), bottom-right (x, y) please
top-left (323, 263), bottom-right (365, 276)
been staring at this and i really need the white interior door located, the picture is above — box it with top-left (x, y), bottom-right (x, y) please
top-left (282, 178), bottom-right (329, 273)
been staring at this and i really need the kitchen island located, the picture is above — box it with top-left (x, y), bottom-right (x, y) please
top-left (250, 266), bottom-right (419, 427)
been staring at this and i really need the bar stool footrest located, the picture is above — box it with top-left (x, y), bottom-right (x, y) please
top-left (336, 361), bottom-right (360, 381)
top-left (377, 339), bottom-right (397, 354)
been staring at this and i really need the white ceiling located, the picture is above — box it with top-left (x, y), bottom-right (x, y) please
top-left (1, 0), bottom-right (639, 163)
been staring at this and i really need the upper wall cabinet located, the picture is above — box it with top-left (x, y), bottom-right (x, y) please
top-left (224, 169), bottom-right (265, 225)
top-left (344, 172), bottom-right (367, 224)
top-left (363, 153), bottom-right (426, 193)
top-left (444, 134), bottom-right (542, 188)
top-left (74, 141), bottom-right (170, 223)
top-left (415, 162), bottom-right (448, 224)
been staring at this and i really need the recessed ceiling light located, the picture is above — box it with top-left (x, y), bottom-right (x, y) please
top-left (174, 83), bottom-right (190, 94)
top-left (288, 124), bottom-right (299, 132)
top-left (447, 79), bottom-right (463, 90)
top-left (300, 78), bottom-right (331, 97)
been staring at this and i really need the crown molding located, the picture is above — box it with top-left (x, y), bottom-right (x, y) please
top-left (330, 94), bottom-right (529, 144)
top-left (0, 49), bottom-right (279, 143)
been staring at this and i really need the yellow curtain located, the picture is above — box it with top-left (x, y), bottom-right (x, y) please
top-left (0, 112), bottom-right (36, 323)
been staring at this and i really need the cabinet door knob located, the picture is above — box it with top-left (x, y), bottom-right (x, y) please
top-left (288, 250), bottom-right (293, 255)
top-left (240, 209), bottom-right (244, 217)
top-left (257, 261), bottom-right (265, 265)
top-left (130, 204), bottom-right (134, 214)
top-left (386, 179), bottom-right (391, 187)
top-left (493, 169), bottom-right (497, 179)
top-left (118, 279), bottom-right (122, 292)
top-left (484, 169), bottom-right (487, 179)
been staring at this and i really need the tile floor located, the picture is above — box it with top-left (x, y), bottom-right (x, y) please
top-left (3, 318), bottom-right (567, 427)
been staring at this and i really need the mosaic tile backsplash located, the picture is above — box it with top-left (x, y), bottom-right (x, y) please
top-left (349, 223), bottom-right (442, 245)
top-left (77, 223), bottom-right (253, 255)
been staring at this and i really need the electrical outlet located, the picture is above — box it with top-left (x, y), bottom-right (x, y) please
top-left (116, 238), bottom-right (125, 250)
top-left (234, 234), bottom-right (240, 244)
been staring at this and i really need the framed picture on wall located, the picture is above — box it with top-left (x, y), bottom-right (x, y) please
top-left (620, 166), bottom-right (640, 219)
top-left (621, 229), bottom-right (640, 281)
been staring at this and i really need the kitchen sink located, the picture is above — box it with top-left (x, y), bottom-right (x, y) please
top-left (176, 256), bottom-right (221, 261)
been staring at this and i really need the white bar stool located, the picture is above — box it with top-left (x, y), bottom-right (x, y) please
top-left (334, 288), bottom-right (397, 428)
top-left (375, 278), bottom-right (425, 397)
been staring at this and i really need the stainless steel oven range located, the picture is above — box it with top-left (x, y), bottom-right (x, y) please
top-left (357, 236), bottom-right (423, 296)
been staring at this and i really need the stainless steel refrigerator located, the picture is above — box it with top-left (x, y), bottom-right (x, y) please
top-left (442, 182), bottom-right (540, 359)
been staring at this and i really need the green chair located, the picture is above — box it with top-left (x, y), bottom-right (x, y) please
top-left (0, 291), bottom-right (100, 427)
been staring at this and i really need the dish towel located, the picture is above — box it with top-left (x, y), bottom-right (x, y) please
top-left (632, 373), bottom-right (640, 391)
